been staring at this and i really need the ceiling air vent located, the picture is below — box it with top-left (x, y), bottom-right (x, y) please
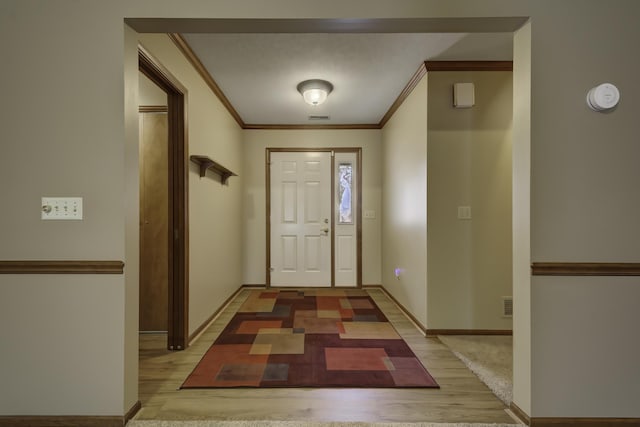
top-left (502, 296), bottom-right (513, 318)
top-left (308, 115), bottom-right (330, 121)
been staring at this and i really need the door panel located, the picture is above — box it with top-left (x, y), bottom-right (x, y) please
top-left (139, 112), bottom-right (169, 331)
top-left (305, 181), bottom-right (321, 223)
top-left (270, 151), bottom-right (331, 286)
top-left (282, 182), bottom-right (297, 223)
top-left (337, 235), bottom-right (354, 272)
top-left (304, 235), bottom-right (322, 271)
top-left (281, 235), bottom-right (297, 271)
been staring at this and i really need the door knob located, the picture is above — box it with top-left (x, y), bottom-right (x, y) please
top-left (321, 228), bottom-right (329, 235)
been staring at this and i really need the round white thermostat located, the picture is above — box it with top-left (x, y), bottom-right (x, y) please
top-left (586, 83), bottom-right (620, 111)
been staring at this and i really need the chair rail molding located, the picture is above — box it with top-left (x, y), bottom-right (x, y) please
top-left (0, 260), bottom-right (125, 274)
top-left (532, 262), bottom-right (640, 276)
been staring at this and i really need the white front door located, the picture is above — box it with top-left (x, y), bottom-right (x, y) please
top-left (270, 151), bottom-right (332, 286)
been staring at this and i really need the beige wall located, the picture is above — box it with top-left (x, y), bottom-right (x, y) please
top-left (512, 21), bottom-right (532, 415)
top-left (527, 1), bottom-right (640, 416)
top-left (2, 0), bottom-right (640, 420)
top-left (139, 71), bottom-right (167, 106)
top-left (242, 130), bottom-right (382, 285)
top-left (124, 23), bottom-right (141, 412)
top-left (381, 77), bottom-right (428, 327)
top-left (532, 277), bottom-right (640, 417)
top-left (138, 34), bottom-right (244, 337)
top-left (0, 277), bottom-right (125, 415)
top-left (426, 71), bottom-right (513, 330)
top-left (0, 1), bottom-right (128, 415)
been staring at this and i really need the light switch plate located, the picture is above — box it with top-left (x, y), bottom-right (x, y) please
top-left (364, 210), bottom-right (376, 219)
top-left (42, 197), bottom-right (83, 220)
top-left (457, 206), bottom-right (472, 220)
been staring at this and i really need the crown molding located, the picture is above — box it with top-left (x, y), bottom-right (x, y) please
top-left (126, 18), bottom-right (529, 34)
top-left (425, 60), bottom-right (513, 72)
top-left (168, 33), bottom-right (245, 128)
top-left (168, 37), bottom-right (512, 130)
top-left (378, 62), bottom-right (427, 128)
top-left (167, 34), bottom-right (387, 130)
top-left (244, 123), bottom-right (380, 130)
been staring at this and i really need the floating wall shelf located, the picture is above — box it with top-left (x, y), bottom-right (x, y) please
top-left (190, 155), bottom-right (237, 185)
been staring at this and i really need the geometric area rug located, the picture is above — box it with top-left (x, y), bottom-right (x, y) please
top-left (181, 289), bottom-right (439, 388)
top-left (129, 422), bottom-right (519, 427)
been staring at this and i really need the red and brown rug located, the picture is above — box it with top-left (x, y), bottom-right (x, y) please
top-left (181, 289), bottom-right (439, 388)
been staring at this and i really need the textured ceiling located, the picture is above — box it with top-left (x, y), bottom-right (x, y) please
top-left (181, 32), bottom-right (513, 126)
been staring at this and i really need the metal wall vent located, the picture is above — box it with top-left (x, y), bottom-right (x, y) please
top-left (502, 296), bottom-right (513, 318)
top-left (308, 115), bottom-right (330, 120)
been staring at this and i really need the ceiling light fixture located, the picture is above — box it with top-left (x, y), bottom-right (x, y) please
top-left (297, 79), bottom-right (333, 106)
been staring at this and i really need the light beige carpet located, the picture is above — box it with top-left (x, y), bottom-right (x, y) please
top-left (437, 336), bottom-right (512, 406)
top-left (128, 421), bottom-right (520, 427)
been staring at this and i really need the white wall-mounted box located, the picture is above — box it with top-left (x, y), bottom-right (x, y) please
top-left (453, 83), bottom-right (475, 108)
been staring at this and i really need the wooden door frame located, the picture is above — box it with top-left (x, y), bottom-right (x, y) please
top-left (265, 147), bottom-right (362, 288)
top-left (139, 46), bottom-right (189, 351)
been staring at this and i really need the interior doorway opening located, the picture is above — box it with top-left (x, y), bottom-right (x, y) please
top-left (125, 16), bottom-right (531, 414)
top-left (139, 100), bottom-right (169, 334)
top-left (138, 46), bottom-right (189, 351)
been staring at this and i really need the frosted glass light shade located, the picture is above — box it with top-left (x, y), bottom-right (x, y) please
top-left (297, 79), bottom-right (333, 106)
top-left (303, 88), bottom-right (328, 105)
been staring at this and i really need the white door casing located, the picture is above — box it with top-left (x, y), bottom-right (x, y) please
top-left (270, 151), bottom-right (332, 286)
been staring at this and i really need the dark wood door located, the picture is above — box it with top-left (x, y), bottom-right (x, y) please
top-left (139, 112), bottom-right (169, 332)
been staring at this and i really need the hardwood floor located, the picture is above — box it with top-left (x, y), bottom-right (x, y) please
top-left (136, 288), bottom-right (516, 424)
